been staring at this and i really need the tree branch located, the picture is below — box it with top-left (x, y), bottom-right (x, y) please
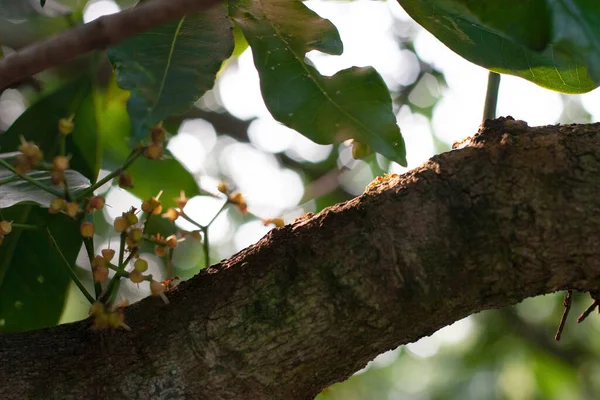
top-left (2, 117), bottom-right (600, 399)
top-left (0, 0), bottom-right (223, 89)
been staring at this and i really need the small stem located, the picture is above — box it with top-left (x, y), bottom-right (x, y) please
top-left (167, 247), bottom-right (174, 278)
top-left (179, 211), bottom-right (204, 230)
top-left (63, 175), bottom-right (71, 202)
top-left (46, 228), bottom-right (94, 304)
top-left (205, 200), bottom-right (229, 227)
top-left (0, 158), bottom-right (63, 197)
top-left (11, 223), bottom-right (40, 230)
top-left (106, 263), bottom-right (129, 277)
top-left (203, 226), bottom-right (209, 268)
top-left (578, 299), bottom-right (599, 323)
top-left (83, 237), bottom-right (102, 299)
top-left (76, 147), bottom-right (143, 200)
top-left (555, 290), bottom-right (572, 341)
top-left (59, 135), bottom-right (66, 157)
top-left (482, 71), bottom-right (501, 123)
top-left (99, 232), bottom-right (127, 303)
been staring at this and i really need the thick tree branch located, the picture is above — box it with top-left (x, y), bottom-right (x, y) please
top-left (0, 0), bottom-right (223, 89)
top-left (3, 117), bottom-right (600, 399)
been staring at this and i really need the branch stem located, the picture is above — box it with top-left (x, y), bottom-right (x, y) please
top-left (482, 71), bottom-right (501, 123)
top-left (0, 159), bottom-right (63, 197)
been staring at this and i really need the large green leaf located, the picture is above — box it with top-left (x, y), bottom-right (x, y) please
top-left (231, 0), bottom-right (406, 166)
top-left (0, 205), bottom-right (81, 332)
top-left (108, 5), bottom-right (234, 142)
top-left (96, 80), bottom-right (201, 208)
top-left (0, 168), bottom-right (90, 209)
top-left (437, 0), bottom-right (551, 51)
top-left (397, 0), bottom-right (600, 93)
top-left (0, 77), bottom-right (100, 182)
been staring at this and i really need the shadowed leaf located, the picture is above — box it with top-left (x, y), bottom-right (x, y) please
top-left (231, 0), bottom-right (406, 166)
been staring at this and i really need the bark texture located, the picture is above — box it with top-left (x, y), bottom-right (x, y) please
top-left (2, 117), bottom-right (600, 399)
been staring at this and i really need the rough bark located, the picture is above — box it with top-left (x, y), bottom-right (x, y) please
top-left (2, 117), bottom-right (600, 399)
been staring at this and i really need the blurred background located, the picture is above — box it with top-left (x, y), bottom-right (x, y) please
top-left (2, 0), bottom-right (600, 399)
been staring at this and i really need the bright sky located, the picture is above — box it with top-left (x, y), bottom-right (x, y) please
top-left (6, 0), bottom-right (600, 364)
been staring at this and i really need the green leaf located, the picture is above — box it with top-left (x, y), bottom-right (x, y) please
top-left (438, 0), bottom-right (551, 51)
top-left (0, 168), bottom-right (90, 209)
top-left (108, 5), bottom-right (234, 142)
top-left (127, 156), bottom-right (200, 208)
top-left (397, 0), bottom-right (600, 93)
top-left (96, 79), bottom-right (201, 208)
top-left (0, 206), bottom-right (81, 332)
top-left (0, 0), bottom-right (68, 19)
top-left (231, 0), bottom-right (406, 166)
top-left (0, 77), bottom-right (101, 182)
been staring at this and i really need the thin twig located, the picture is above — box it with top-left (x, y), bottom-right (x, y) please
top-left (99, 231), bottom-right (127, 303)
top-left (83, 237), bottom-right (102, 299)
top-left (0, 159), bottom-right (63, 197)
top-left (75, 147), bottom-right (143, 200)
top-left (578, 299), bottom-right (599, 323)
top-left (555, 290), bottom-right (572, 341)
top-left (46, 228), bottom-right (95, 304)
top-left (0, 0), bottom-right (223, 89)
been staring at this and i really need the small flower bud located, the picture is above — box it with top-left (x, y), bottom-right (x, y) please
top-left (150, 125), bottom-right (166, 144)
top-left (92, 255), bottom-right (106, 269)
top-left (351, 140), bottom-right (372, 160)
top-left (173, 190), bottom-right (188, 209)
top-left (15, 154), bottom-right (33, 174)
top-left (150, 280), bottom-right (165, 296)
top-left (144, 143), bottom-right (163, 160)
top-left (0, 221), bottom-right (12, 235)
top-left (58, 117), bottom-right (74, 135)
top-left (134, 258), bottom-right (148, 273)
top-left (89, 302), bottom-right (105, 316)
top-left (217, 180), bottom-right (228, 194)
top-left (80, 222), bottom-right (95, 238)
top-left (49, 198), bottom-right (65, 214)
top-left (65, 202), bottom-right (79, 218)
top-left (229, 191), bottom-right (248, 215)
top-left (19, 140), bottom-right (42, 162)
top-left (129, 270), bottom-right (144, 284)
top-left (88, 196), bottom-right (105, 211)
top-left (118, 172), bottom-right (133, 189)
top-left (93, 265), bottom-right (109, 282)
top-left (125, 211), bottom-right (139, 226)
top-left (141, 196), bottom-right (162, 214)
top-left (50, 170), bottom-right (65, 186)
top-left (154, 245), bottom-right (166, 257)
top-left (263, 218), bottom-right (285, 228)
top-left (114, 216), bottom-right (127, 232)
top-left (93, 312), bottom-right (110, 330)
top-left (128, 228), bottom-right (142, 243)
top-left (162, 208), bottom-right (179, 221)
top-left (52, 155), bottom-right (69, 172)
top-left (101, 248), bottom-right (115, 262)
top-left (107, 311), bottom-right (124, 328)
top-left (165, 234), bottom-right (178, 248)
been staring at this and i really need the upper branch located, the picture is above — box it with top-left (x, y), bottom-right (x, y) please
top-left (0, 0), bottom-right (223, 89)
top-left (2, 117), bottom-right (600, 399)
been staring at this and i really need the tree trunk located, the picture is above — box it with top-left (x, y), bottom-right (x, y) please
top-left (2, 117), bottom-right (600, 399)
